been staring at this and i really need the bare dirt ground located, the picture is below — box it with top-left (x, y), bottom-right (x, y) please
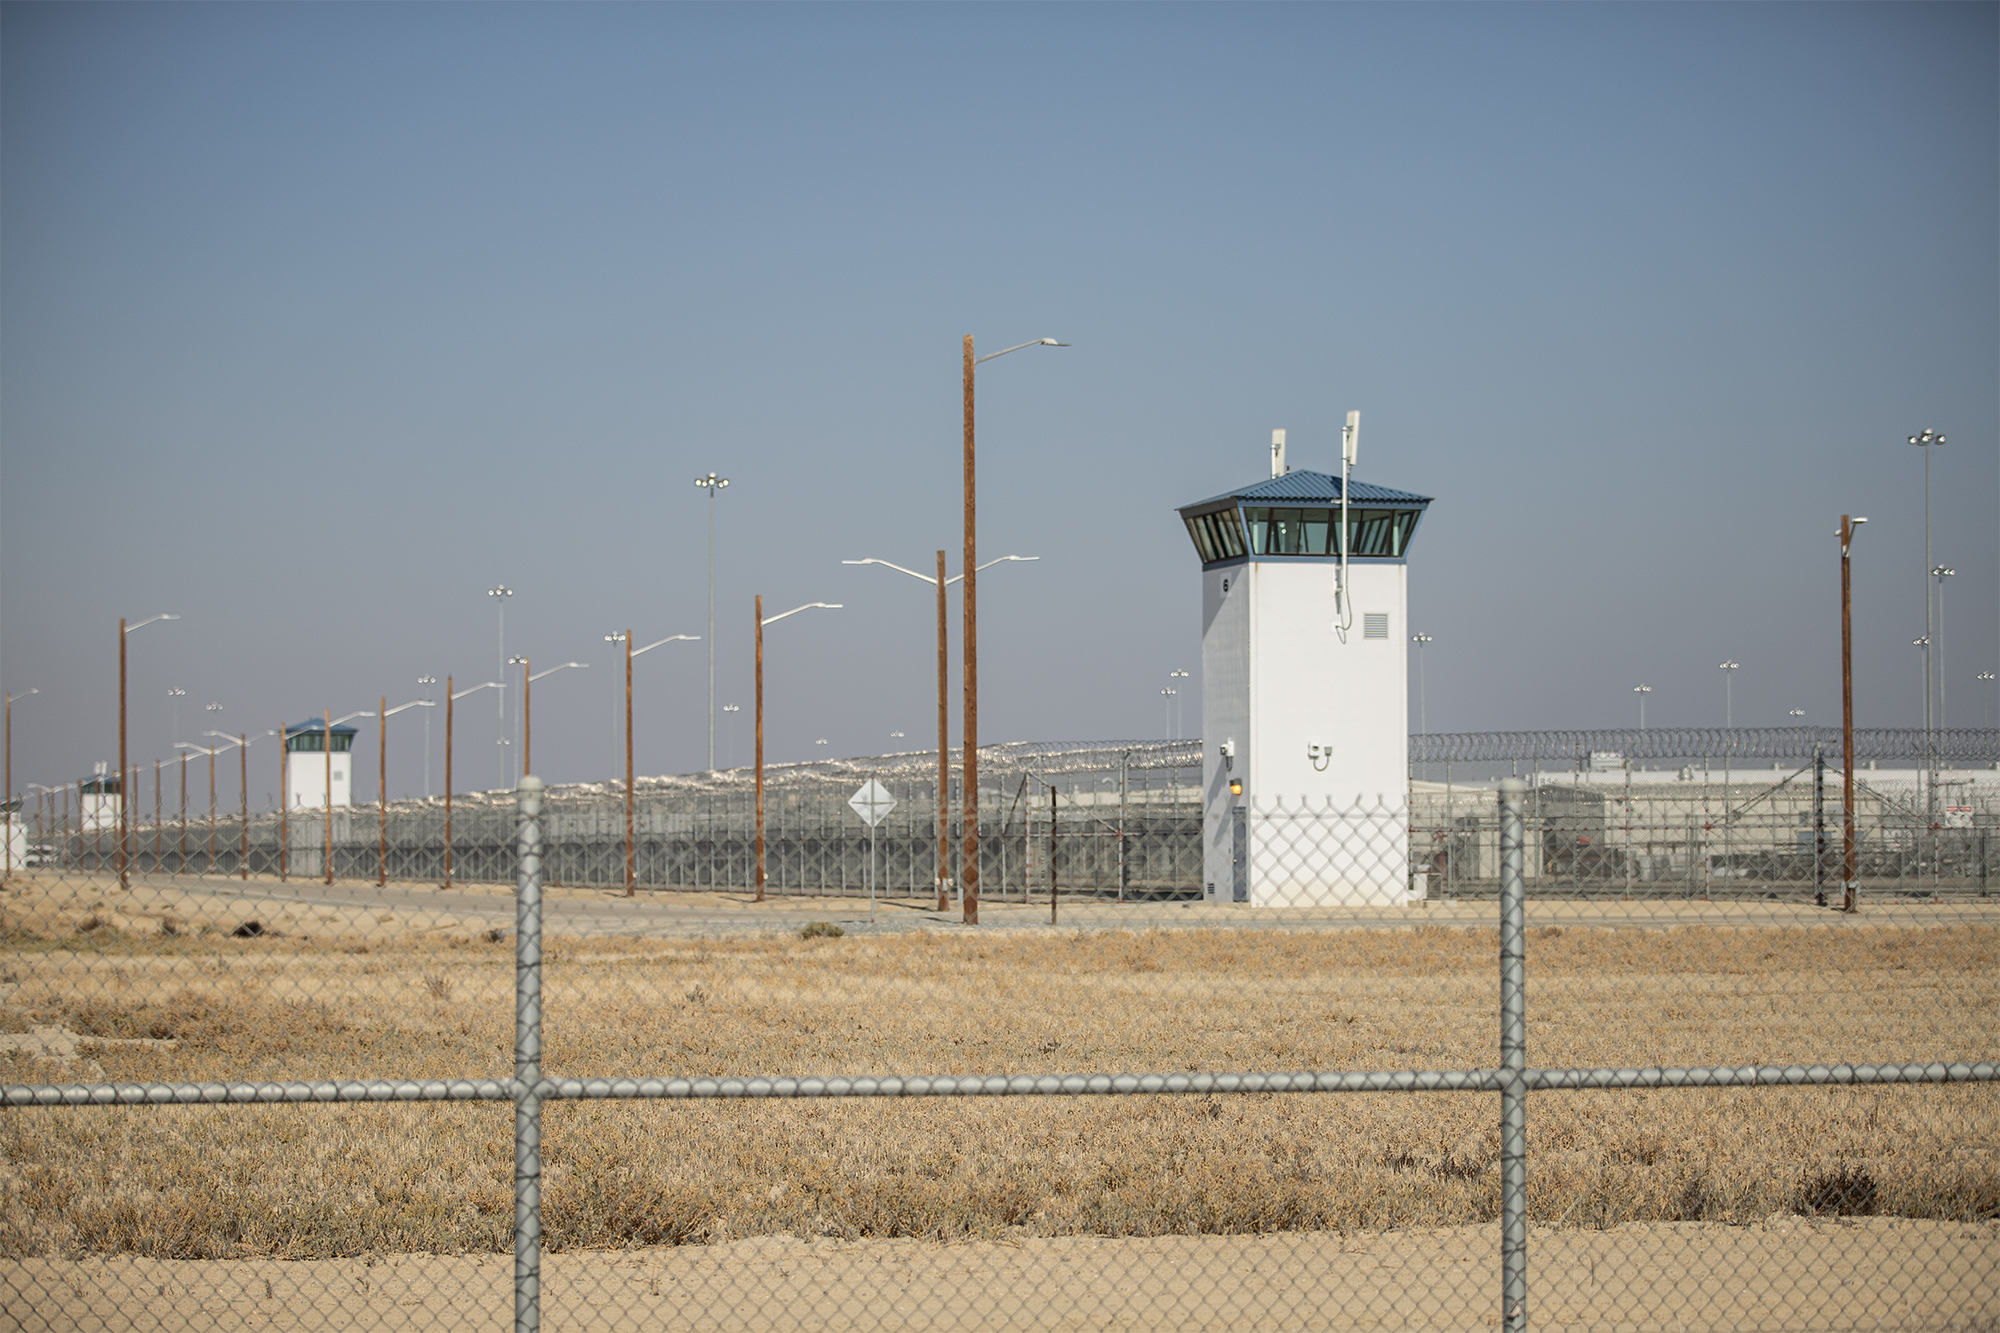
top-left (6, 1219), bottom-right (1996, 1332)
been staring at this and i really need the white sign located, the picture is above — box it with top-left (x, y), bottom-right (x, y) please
top-left (849, 780), bottom-right (897, 827)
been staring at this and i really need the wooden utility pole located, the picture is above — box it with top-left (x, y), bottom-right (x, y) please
top-left (1049, 783), bottom-right (1058, 926)
top-left (962, 336), bottom-right (979, 924)
top-left (936, 550), bottom-right (950, 911)
top-left (323, 709), bottom-right (334, 886)
top-left (118, 618), bottom-right (128, 889)
top-left (755, 599), bottom-right (766, 902)
top-left (445, 679), bottom-right (454, 889)
top-left (239, 737), bottom-right (248, 879)
top-left (624, 633), bottom-right (635, 897)
top-left (1840, 514), bottom-right (1862, 912)
top-left (378, 697), bottom-right (388, 888)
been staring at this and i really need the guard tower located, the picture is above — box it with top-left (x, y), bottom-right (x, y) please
top-left (1177, 423), bottom-right (1432, 906)
top-left (285, 719), bottom-right (358, 808)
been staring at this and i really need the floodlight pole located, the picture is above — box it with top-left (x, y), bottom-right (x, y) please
top-left (697, 473), bottom-right (730, 771)
top-left (116, 614), bottom-right (178, 889)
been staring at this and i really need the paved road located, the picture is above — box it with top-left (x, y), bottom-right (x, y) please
top-left (117, 872), bottom-right (2000, 939)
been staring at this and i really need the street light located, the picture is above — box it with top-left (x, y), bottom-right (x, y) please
top-left (118, 614), bottom-right (180, 889)
top-left (1718, 662), bottom-right (1740, 729)
top-left (963, 334), bottom-right (1067, 925)
top-left (1633, 684), bottom-right (1651, 731)
top-left (1160, 688), bottom-right (1177, 739)
top-left (1410, 635), bottom-right (1433, 744)
top-left (443, 679), bottom-right (502, 890)
top-left (416, 677), bottom-right (439, 796)
top-left (697, 472), bottom-right (730, 771)
top-left (1169, 669), bottom-right (1189, 741)
top-left (722, 704), bottom-right (741, 769)
top-left (618, 632), bottom-right (700, 896)
top-left (1789, 708), bottom-right (1806, 719)
top-left (174, 738), bottom-right (228, 875)
top-left (843, 552), bottom-right (1039, 910)
top-left (517, 659), bottom-right (587, 777)
top-left (1838, 514), bottom-right (1867, 911)
top-left (488, 586), bottom-right (513, 787)
top-left (375, 697), bottom-right (434, 886)
top-left (204, 729), bottom-right (271, 881)
top-left (1932, 566), bottom-right (1955, 731)
top-left (4, 688), bottom-right (37, 880)
top-left (755, 599), bottom-right (841, 902)
top-left (1980, 671), bottom-right (1997, 729)
top-left (166, 688), bottom-right (185, 747)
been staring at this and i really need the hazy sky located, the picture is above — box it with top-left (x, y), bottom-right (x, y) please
top-left (3, 2), bottom-right (1994, 800)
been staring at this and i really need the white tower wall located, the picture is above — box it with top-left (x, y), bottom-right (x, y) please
top-left (288, 752), bottom-right (352, 808)
top-left (1202, 559), bottom-right (1411, 906)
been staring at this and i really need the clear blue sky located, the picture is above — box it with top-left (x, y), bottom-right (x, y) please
top-left (3, 2), bottom-right (1994, 799)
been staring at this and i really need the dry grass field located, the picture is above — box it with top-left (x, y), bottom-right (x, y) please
top-left (0, 875), bottom-right (1995, 1267)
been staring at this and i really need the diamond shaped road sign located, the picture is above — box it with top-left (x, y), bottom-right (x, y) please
top-left (848, 780), bottom-right (896, 827)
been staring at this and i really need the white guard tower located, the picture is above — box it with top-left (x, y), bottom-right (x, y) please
top-left (79, 766), bottom-right (121, 830)
top-left (1177, 421), bottom-right (1433, 906)
top-left (285, 719), bottom-right (357, 808)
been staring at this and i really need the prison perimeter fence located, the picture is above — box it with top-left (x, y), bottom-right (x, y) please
top-left (1, 754), bottom-right (1996, 1331)
top-left (16, 732), bottom-right (2000, 910)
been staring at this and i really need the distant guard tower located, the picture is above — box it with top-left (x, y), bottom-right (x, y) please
top-left (1177, 419), bottom-right (1432, 905)
top-left (285, 719), bottom-right (358, 808)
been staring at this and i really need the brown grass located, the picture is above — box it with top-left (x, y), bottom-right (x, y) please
top-left (0, 905), bottom-right (1994, 1261)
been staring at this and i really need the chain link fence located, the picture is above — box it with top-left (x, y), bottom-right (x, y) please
top-left (1, 738), bottom-right (1995, 1330)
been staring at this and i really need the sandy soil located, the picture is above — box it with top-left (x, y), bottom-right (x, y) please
top-left (4, 1219), bottom-right (1995, 1332)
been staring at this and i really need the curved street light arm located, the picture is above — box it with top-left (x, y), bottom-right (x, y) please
top-left (175, 741), bottom-right (222, 757)
top-left (528, 662), bottom-right (588, 682)
top-left (124, 614), bottom-right (181, 634)
top-left (451, 681), bottom-right (504, 702)
top-left (843, 559), bottom-right (937, 586)
top-left (975, 338), bottom-right (1069, 365)
top-left (944, 554), bottom-right (1039, 587)
top-left (633, 636), bottom-right (699, 658)
top-left (761, 603), bottom-right (842, 627)
top-left (380, 698), bottom-right (436, 718)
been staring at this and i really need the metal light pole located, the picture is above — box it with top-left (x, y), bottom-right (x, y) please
top-left (4, 689), bottom-right (37, 880)
top-left (1410, 634), bottom-right (1432, 744)
top-left (1980, 671), bottom-right (1997, 729)
top-left (1932, 566), bottom-right (1955, 731)
top-left (166, 688), bottom-right (185, 748)
top-left (1718, 662), bottom-right (1740, 729)
top-left (489, 586), bottom-right (513, 787)
top-left (696, 473), bottom-right (730, 771)
top-left (722, 704), bottom-right (741, 769)
top-left (1839, 515), bottom-right (1867, 912)
top-left (963, 334), bottom-right (1067, 926)
top-left (520, 660), bottom-right (588, 778)
top-left (1169, 669), bottom-right (1189, 741)
top-left (417, 676), bottom-right (437, 796)
top-left (754, 600), bottom-right (841, 902)
top-left (117, 613), bottom-right (179, 889)
top-left (1633, 684), bottom-right (1650, 731)
top-left (177, 739), bottom-right (224, 875)
top-left (1908, 430), bottom-right (1944, 804)
top-left (1160, 689), bottom-right (1177, 738)
top-left (843, 553), bottom-right (1037, 911)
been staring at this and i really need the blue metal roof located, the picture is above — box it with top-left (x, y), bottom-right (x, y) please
top-left (285, 719), bottom-right (360, 737)
top-left (1178, 469), bottom-right (1432, 513)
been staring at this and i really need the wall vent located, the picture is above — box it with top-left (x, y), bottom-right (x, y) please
top-left (1363, 613), bottom-right (1389, 639)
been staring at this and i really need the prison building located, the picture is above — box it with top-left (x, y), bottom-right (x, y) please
top-left (285, 719), bottom-right (359, 808)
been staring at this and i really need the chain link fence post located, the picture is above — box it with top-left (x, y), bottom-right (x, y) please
top-left (1498, 777), bottom-right (1527, 1332)
top-left (514, 774), bottom-right (546, 1333)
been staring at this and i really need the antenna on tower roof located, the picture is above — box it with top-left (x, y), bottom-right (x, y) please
top-left (1270, 429), bottom-right (1287, 478)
